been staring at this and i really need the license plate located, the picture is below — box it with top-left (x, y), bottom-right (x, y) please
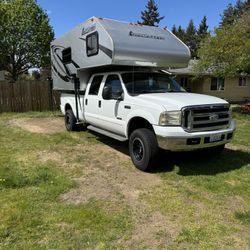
top-left (210, 134), bottom-right (222, 142)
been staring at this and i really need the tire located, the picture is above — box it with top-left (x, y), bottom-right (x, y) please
top-left (65, 109), bottom-right (77, 131)
top-left (129, 128), bottom-right (159, 171)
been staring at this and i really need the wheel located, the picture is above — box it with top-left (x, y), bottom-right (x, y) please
top-left (129, 128), bottom-right (159, 171)
top-left (65, 109), bottom-right (77, 131)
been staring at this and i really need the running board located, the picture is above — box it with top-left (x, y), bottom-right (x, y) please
top-left (87, 125), bottom-right (127, 141)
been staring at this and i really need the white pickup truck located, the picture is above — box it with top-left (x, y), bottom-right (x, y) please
top-left (51, 17), bottom-right (236, 171)
top-left (61, 71), bottom-right (236, 171)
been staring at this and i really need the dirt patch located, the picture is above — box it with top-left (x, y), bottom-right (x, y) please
top-left (226, 144), bottom-right (250, 152)
top-left (9, 117), bottom-right (65, 134)
top-left (59, 143), bottom-right (178, 247)
top-left (60, 143), bottom-right (162, 205)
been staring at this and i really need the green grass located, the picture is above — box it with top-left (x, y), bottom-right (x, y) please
top-left (0, 110), bottom-right (249, 249)
top-left (0, 112), bottom-right (132, 249)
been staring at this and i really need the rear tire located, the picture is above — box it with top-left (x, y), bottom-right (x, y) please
top-left (129, 128), bottom-right (158, 171)
top-left (65, 109), bottom-right (77, 131)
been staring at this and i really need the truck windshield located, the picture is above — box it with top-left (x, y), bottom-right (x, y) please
top-left (122, 72), bottom-right (185, 95)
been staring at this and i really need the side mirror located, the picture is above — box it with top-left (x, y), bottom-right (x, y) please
top-left (102, 86), bottom-right (112, 100)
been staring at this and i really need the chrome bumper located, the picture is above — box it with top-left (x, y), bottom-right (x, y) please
top-left (155, 120), bottom-right (236, 151)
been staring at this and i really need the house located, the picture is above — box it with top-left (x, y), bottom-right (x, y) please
top-left (169, 60), bottom-right (250, 103)
top-left (0, 70), bottom-right (5, 81)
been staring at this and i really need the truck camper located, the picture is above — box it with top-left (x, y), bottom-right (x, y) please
top-left (51, 17), bottom-right (236, 171)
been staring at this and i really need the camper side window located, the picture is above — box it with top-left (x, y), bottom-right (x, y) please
top-left (86, 32), bottom-right (99, 57)
top-left (89, 75), bottom-right (103, 95)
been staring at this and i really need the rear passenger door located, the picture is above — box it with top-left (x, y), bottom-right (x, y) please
top-left (84, 75), bottom-right (103, 126)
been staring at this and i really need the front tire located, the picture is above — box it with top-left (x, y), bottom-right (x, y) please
top-left (129, 128), bottom-right (159, 171)
top-left (65, 109), bottom-right (77, 131)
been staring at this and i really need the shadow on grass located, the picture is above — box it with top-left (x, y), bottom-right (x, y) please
top-left (93, 132), bottom-right (250, 176)
top-left (152, 148), bottom-right (250, 176)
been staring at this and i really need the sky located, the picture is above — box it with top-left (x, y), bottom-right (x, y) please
top-left (37, 0), bottom-right (238, 38)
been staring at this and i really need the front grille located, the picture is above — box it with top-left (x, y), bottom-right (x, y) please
top-left (182, 104), bottom-right (231, 132)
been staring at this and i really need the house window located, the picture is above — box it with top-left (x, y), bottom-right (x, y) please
top-left (239, 77), bottom-right (247, 87)
top-left (211, 77), bottom-right (225, 91)
top-left (180, 77), bottom-right (188, 88)
top-left (86, 31), bottom-right (99, 57)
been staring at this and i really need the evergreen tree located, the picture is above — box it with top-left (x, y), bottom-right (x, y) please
top-left (176, 25), bottom-right (186, 42)
top-left (171, 25), bottom-right (177, 35)
top-left (139, 0), bottom-right (164, 26)
top-left (197, 16), bottom-right (209, 37)
top-left (220, 0), bottom-right (250, 26)
top-left (185, 19), bottom-right (198, 58)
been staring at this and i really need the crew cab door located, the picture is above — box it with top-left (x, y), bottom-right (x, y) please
top-left (84, 74), bottom-right (104, 126)
top-left (97, 74), bottom-right (125, 135)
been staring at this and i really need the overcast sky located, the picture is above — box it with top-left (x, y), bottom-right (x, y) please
top-left (37, 0), bottom-right (238, 38)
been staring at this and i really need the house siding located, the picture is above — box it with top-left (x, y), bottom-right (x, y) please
top-left (175, 75), bottom-right (250, 103)
top-left (201, 77), bottom-right (250, 102)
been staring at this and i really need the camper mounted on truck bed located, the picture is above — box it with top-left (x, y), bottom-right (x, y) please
top-left (51, 17), bottom-right (236, 171)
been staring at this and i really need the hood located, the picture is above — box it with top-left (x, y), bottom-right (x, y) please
top-left (136, 92), bottom-right (228, 111)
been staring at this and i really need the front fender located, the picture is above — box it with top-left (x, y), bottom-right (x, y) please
top-left (125, 110), bottom-right (157, 138)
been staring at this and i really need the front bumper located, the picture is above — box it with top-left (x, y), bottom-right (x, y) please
top-left (154, 120), bottom-right (236, 151)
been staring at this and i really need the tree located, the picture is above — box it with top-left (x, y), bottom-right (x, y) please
top-left (139, 0), bottom-right (164, 26)
top-left (197, 16), bottom-right (209, 38)
top-left (185, 19), bottom-right (198, 58)
top-left (220, 0), bottom-right (250, 26)
top-left (174, 25), bottom-right (186, 43)
top-left (171, 25), bottom-right (177, 35)
top-left (0, 0), bottom-right (54, 81)
top-left (195, 9), bottom-right (250, 77)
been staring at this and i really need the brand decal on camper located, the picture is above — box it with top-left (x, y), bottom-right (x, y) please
top-left (129, 31), bottom-right (165, 40)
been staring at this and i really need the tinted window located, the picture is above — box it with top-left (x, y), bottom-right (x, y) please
top-left (89, 75), bottom-right (103, 95)
top-left (62, 47), bottom-right (72, 64)
top-left (122, 72), bottom-right (184, 95)
top-left (104, 75), bottom-right (123, 99)
top-left (86, 32), bottom-right (99, 57)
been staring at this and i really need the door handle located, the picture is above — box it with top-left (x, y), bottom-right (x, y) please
top-left (85, 99), bottom-right (88, 105)
top-left (98, 100), bottom-right (101, 108)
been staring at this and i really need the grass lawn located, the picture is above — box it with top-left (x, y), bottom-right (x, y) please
top-left (0, 110), bottom-right (249, 249)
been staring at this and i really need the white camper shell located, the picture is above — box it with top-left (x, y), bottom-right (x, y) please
top-left (51, 17), bottom-right (190, 91)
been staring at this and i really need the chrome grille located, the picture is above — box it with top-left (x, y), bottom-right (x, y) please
top-left (182, 104), bottom-right (230, 132)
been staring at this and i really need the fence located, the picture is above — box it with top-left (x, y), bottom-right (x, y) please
top-left (0, 80), bottom-right (60, 113)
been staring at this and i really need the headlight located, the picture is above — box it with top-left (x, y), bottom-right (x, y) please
top-left (159, 111), bottom-right (181, 126)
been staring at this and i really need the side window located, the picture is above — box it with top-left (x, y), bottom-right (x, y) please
top-left (89, 75), bottom-right (103, 95)
top-left (211, 77), bottom-right (225, 91)
top-left (239, 77), bottom-right (247, 87)
top-left (62, 47), bottom-right (72, 64)
top-left (86, 32), bottom-right (99, 57)
top-left (104, 75), bottom-right (123, 99)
